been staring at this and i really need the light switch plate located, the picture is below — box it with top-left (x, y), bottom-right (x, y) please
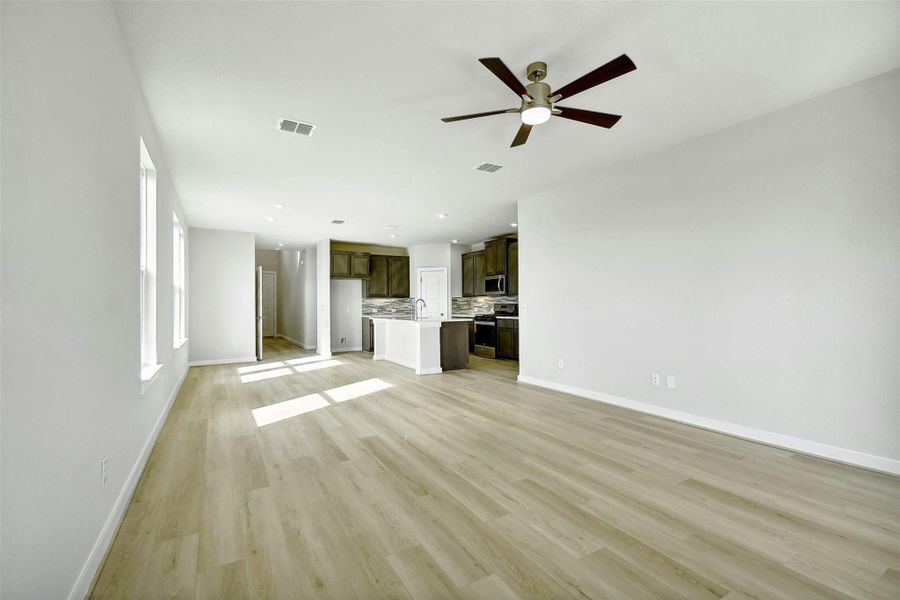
top-left (666, 375), bottom-right (676, 389)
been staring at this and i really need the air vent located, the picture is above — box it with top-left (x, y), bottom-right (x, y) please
top-left (331, 219), bottom-right (345, 225)
top-left (278, 118), bottom-right (317, 137)
top-left (474, 162), bottom-right (503, 173)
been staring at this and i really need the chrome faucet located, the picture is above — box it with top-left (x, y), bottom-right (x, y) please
top-left (415, 298), bottom-right (427, 321)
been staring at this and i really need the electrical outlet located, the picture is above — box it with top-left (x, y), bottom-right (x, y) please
top-left (340, 337), bottom-right (347, 346)
top-left (101, 456), bottom-right (109, 485)
top-left (558, 359), bottom-right (564, 369)
top-left (666, 375), bottom-right (676, 390)
top-left (651, 373), bottom-right (660, 387)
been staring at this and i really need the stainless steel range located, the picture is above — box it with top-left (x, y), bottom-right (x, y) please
top-left (473, 303), bottom-right (518, 358)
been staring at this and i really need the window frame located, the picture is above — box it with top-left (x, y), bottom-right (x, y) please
top-left (140, 138), bottom-right (161, 388)
top-left (173, 212), bottom-right (187, 348)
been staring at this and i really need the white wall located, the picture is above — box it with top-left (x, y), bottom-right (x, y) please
top-left (255, 249), bottom-right (280, 274)
top-left (0, 2), bottom-right (191, 598)
top-left (518, 69), bottom-right (900, 472)
top-left (331, 279), bottom-right (363, 351)
top-left (450, 244), bottom-right (465, 298)
top-left (189, 228), bottom-right (256, 364)
top-left (408, 243), bottom-right (451, 295)
top-left (302, 247), bottom-right (318, 348)
top-left (277, 249), bottom-right (302, 344)
top-left (316, 239), bottom-right (331, 357)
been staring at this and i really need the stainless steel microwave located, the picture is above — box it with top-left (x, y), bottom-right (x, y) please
top-left (484, 274), bottom-right (506, 295)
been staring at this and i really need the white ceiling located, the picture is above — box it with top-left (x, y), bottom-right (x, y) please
top-left (114, 1), bottom-right (900, 249)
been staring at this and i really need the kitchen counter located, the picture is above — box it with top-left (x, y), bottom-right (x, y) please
top-left (371, 318), bottom-right (469, 374)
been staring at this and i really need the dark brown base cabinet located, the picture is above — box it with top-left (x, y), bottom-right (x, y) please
top-left (497, 319), bottom-right (519, 360)
top-left (365, 255), bottom-right (409, 298)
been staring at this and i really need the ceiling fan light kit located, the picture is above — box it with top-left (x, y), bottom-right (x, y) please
top-left (441, 54), bottom-right (636, 147)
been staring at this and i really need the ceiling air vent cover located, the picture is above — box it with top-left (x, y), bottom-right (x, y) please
top-left (474, 162), bottom-right (503, 173)
top-left (278, 118), bottom-right (317, 137)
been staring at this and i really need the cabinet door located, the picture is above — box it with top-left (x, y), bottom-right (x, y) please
top-left (507, 242), bottom-right (518, 296)
top-left (513, 324), bottom-right (519, 359)
top-left (485, 241), bottom-right (507, 276)
top-left (366, 256), bottom-right (389, 297)
top-left (331, 252), bottom-right (351, 278)
top-left (497, 325), bottom-right (515, 359)
top-left (389, 256), bottom-right (410, 298)
top-left (474, 251), bottom-right (486, 295)
top-left (462, 253), bottom-right (474, 297)
top-left (484, 242), bottom-right (499, 276)
top-left (350, 254), bottom-right (370, 278)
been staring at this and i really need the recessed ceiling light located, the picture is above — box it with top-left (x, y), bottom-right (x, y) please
top-left (267, 216), bottom-right (277, 222)
top-left (331, 219), bottom-right (345, 225)
top-left (437, 213), bottom-right (448, 219)
top-left (451, 239), bottom-right (460, 243)
top-left (277, 242), bottom-right (284, 246)
top-left (510, 222), bottom-right (518, 227)
top-left (390, 233), bottom-right (397, 239)
top-left (273, 203), bottom-right (285, 209)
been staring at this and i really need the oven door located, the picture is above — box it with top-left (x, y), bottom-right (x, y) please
top-left (484, 275), bottom-right (506, 296)
top-left (473, 320), bottom-right (496, 358)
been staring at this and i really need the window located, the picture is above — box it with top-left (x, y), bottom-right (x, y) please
top-left (140, 138), bottom-right (160, 385)
top-left (173, 212), bottom-right (186, 347)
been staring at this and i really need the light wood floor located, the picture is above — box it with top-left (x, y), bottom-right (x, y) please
top-left (91, 338), bottom-right (900, 599)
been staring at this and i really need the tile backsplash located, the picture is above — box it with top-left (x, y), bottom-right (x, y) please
top-left (452, 296), bottom-right (518, 315)
top-left (361, 297), bottom-right (414, 317)
top-left (362, 296), bottom-right (517, 317)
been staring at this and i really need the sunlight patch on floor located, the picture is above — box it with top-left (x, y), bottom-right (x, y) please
top-left (240, 367), bottom-right (294, 384)
top-left (238, 361), bottom-right (285, 374)
top-left (293, 359), bottom-right (342, 373)
top-left (286, 355), bottom-right (332, 366)
top-left (252, 393), bottom-right (331, 427)
top-left (324, 378), bottom-right (393, 403)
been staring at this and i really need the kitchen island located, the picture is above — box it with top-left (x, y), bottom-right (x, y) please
top-left (371, 318), bottom-right (470, 375)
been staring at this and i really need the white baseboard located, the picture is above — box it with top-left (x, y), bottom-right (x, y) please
top-left (417, 367), bottom-right (443, 375)
top-left (277, 335), bottom-right (315, 350)
top-left (333, 346), bottom-right (363, 353)
top-left (68, 365), bottom-right (190, 600)
top-left (516, 374), bottom-right (900, 476)
top-left (189, 356), bottom-right (257, 367)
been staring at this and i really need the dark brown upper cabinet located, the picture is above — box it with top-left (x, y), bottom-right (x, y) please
top-left (366, 256), bottom-right (389, 297)
top-left (474, 251), bottom-right (486, 295)
top-left (462, 253), bottom-right (474, 297)
top-left (484, 240), bottom-right (507, 276)
top-left (507, 242), bottom-right (518, 296)
top-left (365, 255), bottom-right (409, 298)
top-left (350, 254), bottom-right (369, 278)
top-left (388, 256), bottom-right (410, 298)
top-left (332, 252), bottom-right (371, 279)
top-left (461, 250), bottom-right (486, 297)
top-left (331, 252), bottom-right (351, 278)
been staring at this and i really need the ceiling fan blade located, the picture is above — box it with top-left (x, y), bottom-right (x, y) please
top-left (552, 54), bottom-right (636, 101)
top-left (478, 57), bottom-right (528, 97)
top-left (511, 123), bottom-right (532, 147)
top-left (555, 107), bottom-right (622, 129)
top-left (441, 109), bottom-right (516, 123)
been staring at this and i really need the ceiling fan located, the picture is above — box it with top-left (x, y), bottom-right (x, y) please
top-left (441, 54), bottom-right (636, 147)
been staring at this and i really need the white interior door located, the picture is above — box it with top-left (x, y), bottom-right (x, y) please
top-left (417, 267), bottom-right (448, 320)
top-left (255, 266), bottom-right (263, 360)
top-left (262, 271), bottom-right (276, 337)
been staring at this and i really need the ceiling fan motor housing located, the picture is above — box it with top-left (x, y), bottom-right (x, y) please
top-left (525, 81), bottom-right (552, 109)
